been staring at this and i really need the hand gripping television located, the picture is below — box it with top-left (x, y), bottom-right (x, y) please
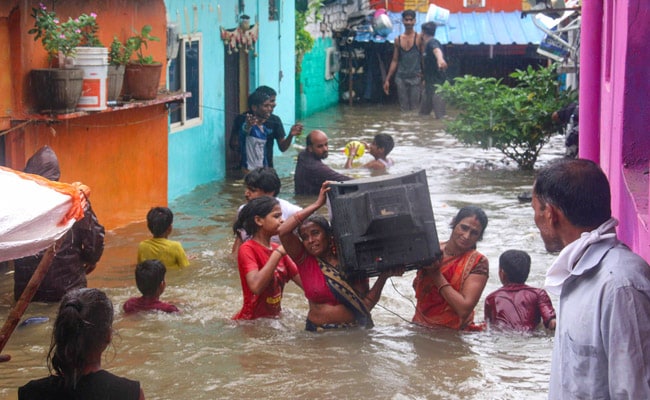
top-left (327, 170), bottom-right (441, 279)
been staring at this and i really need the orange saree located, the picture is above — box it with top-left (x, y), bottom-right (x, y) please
top-left (412, 249), bottom-right (487, 330)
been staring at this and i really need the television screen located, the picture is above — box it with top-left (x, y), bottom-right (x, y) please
top-left (328, 169), bottom-right (441, 279)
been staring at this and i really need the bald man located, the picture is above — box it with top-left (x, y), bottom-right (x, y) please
top-left (294, 130), bottom-right (351, 196)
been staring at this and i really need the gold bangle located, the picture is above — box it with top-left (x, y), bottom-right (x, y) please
top-left (437, 283), bottom-right (451, 294)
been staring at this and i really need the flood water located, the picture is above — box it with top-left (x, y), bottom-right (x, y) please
top-left (0, 103), bottom-right (567, 399)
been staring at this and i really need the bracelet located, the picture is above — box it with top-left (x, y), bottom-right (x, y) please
top-left (274, 248), bottom-right (286, 257)
top-left (437, 283), bottom-right (451, 294)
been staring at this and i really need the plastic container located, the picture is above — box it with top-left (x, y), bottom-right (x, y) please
top-left (426, 4), bottom-right (450, 25)
top-left (328, 170), bottom-right (441, 279)
top-left (74, 47), bottom-right (109, 111)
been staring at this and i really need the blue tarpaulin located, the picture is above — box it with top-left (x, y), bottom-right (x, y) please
top-left (355, 11), bottom-right (545, 45)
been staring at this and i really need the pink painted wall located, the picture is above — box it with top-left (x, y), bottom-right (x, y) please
top-left (580, 0), bottom-right (650, 262)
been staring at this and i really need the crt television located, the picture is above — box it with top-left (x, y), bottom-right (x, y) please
top-left (327, 169), bottom-right (441, 279)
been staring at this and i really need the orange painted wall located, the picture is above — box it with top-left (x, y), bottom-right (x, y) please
top-left (0, 18), bottom-right (11, 131)
top-left (3, 0), bottom-right (169, 230)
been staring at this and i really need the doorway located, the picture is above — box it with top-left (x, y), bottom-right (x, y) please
top-left (224, 49), bottom-right (250, 179)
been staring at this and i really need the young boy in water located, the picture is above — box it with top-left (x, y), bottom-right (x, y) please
top-left (231, 167), bottom-right (302, 257)
top-left (484, 250), bottom-right (556, 332)
top-left (344, 133), bottom-right (395, 171)
top-left (124, 259), bottom-right (179, 314)
top-left (138, 207), bottom-right (190, 270)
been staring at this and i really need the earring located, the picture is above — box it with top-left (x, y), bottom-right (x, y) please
top-left (330, 237), bottom-right (337, 256)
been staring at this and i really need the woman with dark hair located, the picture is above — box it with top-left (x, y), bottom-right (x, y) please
top-left (412, 206), bottom-right (489, 330)
top-left (19, 288), bottom-right (144, 399)
top-left (279, 182), bottom-right (402, 331)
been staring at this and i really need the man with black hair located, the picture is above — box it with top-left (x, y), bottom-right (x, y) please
top-left (532, 158), bottom-right (650, 398)
top-left (294, 130), bottom-right (351, 196)
top-left (383, 10), bottom-right (422, 112)
top-left (419, 21), bottom-right (448, 119)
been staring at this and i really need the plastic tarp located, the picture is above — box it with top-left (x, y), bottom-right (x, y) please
top-left (0, 167), bottom-right (83, 262)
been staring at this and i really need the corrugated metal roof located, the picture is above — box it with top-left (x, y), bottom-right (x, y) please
top-left (356, 11), bottom-right (545, 45)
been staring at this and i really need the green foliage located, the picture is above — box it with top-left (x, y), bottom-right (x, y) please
top-left (436, 64), bottom-right (576, 170)
top-left (295, 0), bottom-right (322, 75)
top-left (29, 3), bottom-right (101, 63)
top-left (126, 25), bottom-right (160, 65)
top-left (108, 36), bottom-right (133, 66)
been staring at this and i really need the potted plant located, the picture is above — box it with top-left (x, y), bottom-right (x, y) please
top-left (123, 25), bottom-right (162, 100)
top-left (28, 3), bottom-right (89, 113)
top-left (107, 36), bottom-right (133, 102)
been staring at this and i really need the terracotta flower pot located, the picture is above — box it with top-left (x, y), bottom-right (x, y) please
top-left (123, 62), bottom-right (163, 100)
top-left (30, 68), bottom-right (84, 114)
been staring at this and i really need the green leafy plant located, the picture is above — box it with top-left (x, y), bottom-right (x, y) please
top-left (295, 0), bottom-right (322, 75)
top-left (436, 64), bottom-right (576, 170)
top-left (108, 36), bottom-right (133, 66)
top-left (126, 25), bottom-right (161, 65)
top-left (29, 3), bottom-right (101, 64)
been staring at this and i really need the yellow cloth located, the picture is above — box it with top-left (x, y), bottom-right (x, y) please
top-left (137, 238), bottom-right (189, 269)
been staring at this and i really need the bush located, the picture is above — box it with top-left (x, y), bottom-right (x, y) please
top-left (436, 64), bottom-right (576, 170)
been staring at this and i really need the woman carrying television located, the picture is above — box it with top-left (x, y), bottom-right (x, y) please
top-left (278, 181), bottom-right (402, 332)
top-left (412, 206), bottom-right (489, 331)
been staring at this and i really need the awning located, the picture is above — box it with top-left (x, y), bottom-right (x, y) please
top-left (355, 11), bottom-right (545, 46)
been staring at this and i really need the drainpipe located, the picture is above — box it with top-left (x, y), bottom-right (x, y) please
top-left (578, 0), bottom-right (603, 162)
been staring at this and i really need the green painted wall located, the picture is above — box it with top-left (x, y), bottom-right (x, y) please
top-left (296, 37), bottom-right (339, 119)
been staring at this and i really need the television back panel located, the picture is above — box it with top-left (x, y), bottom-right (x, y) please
top-left (328, 170), bottom-right (441, 278)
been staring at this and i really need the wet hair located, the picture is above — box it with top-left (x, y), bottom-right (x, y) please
top-left (147, 207), bottom-right (173, 237)
top-left (244, 167), bottom-right (281, 196)
top-left (450, 206), bottom-right (488, 241)
top-left (47, 288), bottom-right (114, 389)
top-left (233, 196), bottom-right (280, 236)
top-left (248, 90), bottom-right (271, 109)
top-left (402, 9), bottom-right (416, 18)
top-left (299, 214), bottom-right (333, 239)
top-left (135, 259), bottom-right (167, 297)
top-left (421, 21), bottom-right (437, 36)
top-left (499, 250), bottom-right (531, 284)
top-left (255, 85), bottom-right (277, 98)
top-left (534, 158), bottom-right (611, 228)
top-left (373, 133), bottom-right (394, 156)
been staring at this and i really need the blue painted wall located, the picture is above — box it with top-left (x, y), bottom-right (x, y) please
top-left (164, 0), bottom-right (296, 201)
top-left (297, 37), bottom-right (339, 118)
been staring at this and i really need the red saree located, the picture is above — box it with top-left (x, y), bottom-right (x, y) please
top-left (412, 249), bottom-right (487, 330)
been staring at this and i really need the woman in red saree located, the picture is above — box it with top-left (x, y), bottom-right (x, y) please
top-left (412, 206), bottom-right (489, 330)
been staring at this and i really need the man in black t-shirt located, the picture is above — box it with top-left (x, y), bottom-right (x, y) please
top-left (419, 22), bottom-right (448, 119)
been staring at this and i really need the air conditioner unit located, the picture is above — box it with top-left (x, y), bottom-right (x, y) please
top-left (325, 47), bottom-right (340, 80)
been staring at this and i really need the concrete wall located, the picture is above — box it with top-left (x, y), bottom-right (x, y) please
top-left (165, 0), bottom-right (296, 200)
top-left (297, 37), bottom-right (339, 118)
top-left (2, 0), bottom-right (169, 230)
top-left (580, 0), bottom-right (650, 262)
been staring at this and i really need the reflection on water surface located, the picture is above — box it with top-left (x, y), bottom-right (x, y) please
top-left (0, 103), bottom-right (566, 400)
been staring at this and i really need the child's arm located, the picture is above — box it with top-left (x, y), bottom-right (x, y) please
top-left (243, 246), bottom-right (286, 295)
top-left (538, 289), bottom-right (557, 329)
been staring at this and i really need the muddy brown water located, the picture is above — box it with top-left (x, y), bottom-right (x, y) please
top-left (0, 103), bottom-right (567, 399)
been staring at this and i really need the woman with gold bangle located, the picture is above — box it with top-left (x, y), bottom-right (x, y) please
top-left (412, 206), bottom-right (489, 331)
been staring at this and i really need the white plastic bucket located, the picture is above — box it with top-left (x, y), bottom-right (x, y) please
top-left (426, 4), bottom-right (450, 25)
top-left (74, 47), bottom-right (109, 111)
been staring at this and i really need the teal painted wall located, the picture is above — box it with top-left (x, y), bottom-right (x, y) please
top-left (297, 37), bottom-right (339, 119)
top-left (164, 0), bottom-right (296, 200)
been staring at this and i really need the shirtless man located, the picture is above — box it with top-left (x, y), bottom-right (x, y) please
top-left (383, 10), bottom-right (422, 112)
